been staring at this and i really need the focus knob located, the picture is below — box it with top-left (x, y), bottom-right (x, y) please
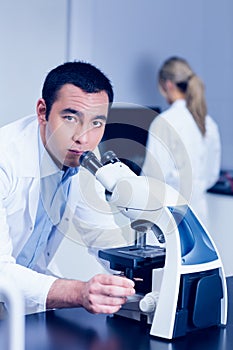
top-left (139, 292), bottom-right (159, 313)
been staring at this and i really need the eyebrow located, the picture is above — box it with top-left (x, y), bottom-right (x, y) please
top-left (61, 108), bottom-right (83, 117)
top-left (60, 108), bottom-right (107, 121)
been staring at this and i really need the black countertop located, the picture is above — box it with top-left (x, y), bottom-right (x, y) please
top-left (1, 277), bottom-right (233, 350)
top-left (208, 170), bottom-right (233, 196)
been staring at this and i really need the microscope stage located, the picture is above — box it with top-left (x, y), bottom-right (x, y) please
top-left (99, 245), bottom-right (166, 271)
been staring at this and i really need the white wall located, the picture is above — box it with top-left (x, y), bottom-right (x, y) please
top-left (0, 0), bottom-right (68, 125)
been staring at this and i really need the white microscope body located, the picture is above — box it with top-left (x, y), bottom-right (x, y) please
top-left (80, 151), bottom-right (228, 340)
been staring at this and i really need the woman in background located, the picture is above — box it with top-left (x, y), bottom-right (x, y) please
top-left (141, 56), bottom-right (221, 225)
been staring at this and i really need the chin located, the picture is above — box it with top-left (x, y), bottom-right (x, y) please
top-left (64, 160), bottom-right (80, 168)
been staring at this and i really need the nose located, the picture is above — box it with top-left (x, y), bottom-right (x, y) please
top-left (72, 126), bottom-right (89, 144)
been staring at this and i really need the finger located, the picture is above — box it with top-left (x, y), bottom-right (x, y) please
top-left (90, 303), bottom-right (123, 315)
top-left (95, 274), bottom-right (135, 288)
top-left (91, 294), bottom-right (127, 307)
top-left (100, 284), bottom-right (135, 298)
top-left (88, 295), bottom-right (127, 314)
top-left (88, 280), bottom-right (135, 299)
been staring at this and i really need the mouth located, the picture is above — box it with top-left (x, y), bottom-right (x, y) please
top-left (67, 149), bottom-right (84, 156)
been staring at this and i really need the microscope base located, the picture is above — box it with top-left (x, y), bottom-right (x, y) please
top-left (112, 268), bottom-right (224, 339)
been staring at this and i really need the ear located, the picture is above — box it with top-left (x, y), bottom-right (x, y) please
top-left (37, 98), bottom-right (47, 125)
top-left (166, 80), bottom-right (176, 92)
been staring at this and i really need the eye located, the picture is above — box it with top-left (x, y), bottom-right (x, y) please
top-left (63, 115), bottom-right (77, 123)
top-left (92, 120), bottom-right (105, 128)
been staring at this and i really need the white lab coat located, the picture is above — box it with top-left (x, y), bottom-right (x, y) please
top-left (141, 99), bottom-right (221, 225)
top-left (0, 115), bottom-right (128, 314)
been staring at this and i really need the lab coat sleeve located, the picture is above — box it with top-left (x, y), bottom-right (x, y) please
top-left (0, 167), bottom-right (57, 315)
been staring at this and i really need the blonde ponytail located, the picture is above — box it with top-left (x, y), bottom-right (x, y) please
top-left (186, 75), bottom-right (207, 135)
top-left (158, 57), bottom-right (207, 136)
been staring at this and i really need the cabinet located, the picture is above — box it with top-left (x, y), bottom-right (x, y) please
top-left (206, 192), bottom-right (233, 276)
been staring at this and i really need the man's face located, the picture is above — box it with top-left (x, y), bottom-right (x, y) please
top-left (37, 84), bottom-right (109, 168)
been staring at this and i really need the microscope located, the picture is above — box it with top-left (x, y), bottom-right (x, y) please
top-left (80, 150), bottom-right (228, 340)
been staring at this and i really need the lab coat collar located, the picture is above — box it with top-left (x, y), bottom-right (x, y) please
top-left (171, 99), bottom-right (186, 108)
top-left (38, 133), bottom-right (62, 179)
top-left (13, 115), bottom-right (60, 178)
top-left (8, 115), bottom-right (39, 177)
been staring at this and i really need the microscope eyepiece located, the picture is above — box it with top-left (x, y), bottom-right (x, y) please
top-left (101, 150), bottom-right (120, 165)
top-left (79, 151), bottom-right (103, 175)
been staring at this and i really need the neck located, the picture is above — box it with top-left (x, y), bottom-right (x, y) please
top-left (169, 90), bottom-right (185, 103)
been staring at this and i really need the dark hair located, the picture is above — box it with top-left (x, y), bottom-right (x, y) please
top-left (42, 61), bottom-right (114, 120)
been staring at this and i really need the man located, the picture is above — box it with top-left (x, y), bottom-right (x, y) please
top-left (0, 61), bottom-right (135, 315)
